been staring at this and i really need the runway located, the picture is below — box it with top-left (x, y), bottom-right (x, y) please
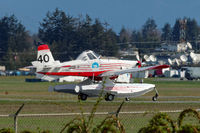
top-left (0, 97), bottom-right (200, 104)
top-left (1, 108), bottom-right (200, 118)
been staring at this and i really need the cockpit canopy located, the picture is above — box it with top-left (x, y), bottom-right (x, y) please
top-left (76, 50), bottom-right (100, 61)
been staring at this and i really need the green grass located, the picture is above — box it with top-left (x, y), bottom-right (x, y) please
top-left (0, 76), bottom-right (200, 101)
top-left (1, 112), bottom-right (199, 133)
top-left (0, 76), bottom-right (200, 114)
top-left (0, 76), bottom-right (200, 132)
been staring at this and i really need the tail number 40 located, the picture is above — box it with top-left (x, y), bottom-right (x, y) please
top-left (37, 54), bottom-right (49, 63)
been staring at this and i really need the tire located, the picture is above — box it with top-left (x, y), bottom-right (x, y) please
top-left (125, 97), bottom-right (130, 101)
top-left (152, 96), bottom-right (157, 101)
top-left (105, 94), bottom-right (114, 101)
top-left (78, 93), bottom-right (87, 101)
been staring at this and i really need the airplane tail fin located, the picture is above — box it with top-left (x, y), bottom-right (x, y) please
top-left (32, 44), bottom-right (60, 71)
top-left (37, 44), bottom-right (55, 66)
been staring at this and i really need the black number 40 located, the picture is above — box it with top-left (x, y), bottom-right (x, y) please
top-left (37, 54), bottom-right (49, 63)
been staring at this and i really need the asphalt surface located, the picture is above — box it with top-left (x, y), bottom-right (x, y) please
top-left (0, 97), bottom-right (200, 104)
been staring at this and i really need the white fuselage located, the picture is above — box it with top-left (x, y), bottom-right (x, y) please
top-left (38, 58), bottom-right (138, 78)
top-left (34, 46), bottom-right (139, 81)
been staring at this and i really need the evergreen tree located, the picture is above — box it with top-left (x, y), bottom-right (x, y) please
top-left (76, 14), bottom-right (93, 52)
top-left (172, 19), bottom-right (181, 42)
top-left (161, 23), bottom-right (172, 42)
top-left (119, 27), bottom-right (132, 50)
top-left (39, 8), bottom-right (77, 61)
top-left (101, 28), bottom-right (118, 56)
top-left (131, 30), bottom-right (136, 42)
top-left (140, 18), bottom-right (161, 53)
top-left (39, 8), bottom-right (76, 44)
top-left (186, 18), bottom-right (199, 42)
top-left (130, 30), bottom-right (144, 49)
top-left (90, 19), bottom-right (118, 56)
top-left (39, 9), bottom-right (118, 60)
top-left (142, 18), bottom-right (160, 42)
top-left (0, 15), bottom-right (33, 69)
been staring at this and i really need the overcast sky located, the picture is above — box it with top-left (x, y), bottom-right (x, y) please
top-left (0, 0), bottom-right (199, 34)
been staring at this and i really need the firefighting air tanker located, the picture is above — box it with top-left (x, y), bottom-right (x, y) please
top-left (30, 44), bottom-right (169, 101)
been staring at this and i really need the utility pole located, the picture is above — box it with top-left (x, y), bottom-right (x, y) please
top-left (179, 19), bottom-right (187, 43)
top-left (197, 34), bottom-right (200, 52)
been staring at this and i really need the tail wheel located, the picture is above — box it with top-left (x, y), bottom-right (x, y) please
top-left (78, 93), bottom-right (88, 101)
top-left (105, 94), bottom-right (114, 101)
top-left (125, 97), bottom-right (130, 101)
top-left (152, 96), bottom-right (157, 101)
top-left (152, 93), bottom-right (158, 101)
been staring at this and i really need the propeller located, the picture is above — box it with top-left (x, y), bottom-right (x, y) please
top-left (136, 60), bottom-right (142, 68)
top-left (136, 50), bottom-right (146, 68)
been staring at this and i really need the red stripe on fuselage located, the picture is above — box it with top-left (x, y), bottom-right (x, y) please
top-left (100, 63), bottom-right (124, 65)
top-left (62, 65), bottom-right (71, 67)
top-left (100, 64), bottom-right (131, 67)
top-left (38, 44), bottom-right (49, 51)
top-left (38, 71), bottom-right (107, 77)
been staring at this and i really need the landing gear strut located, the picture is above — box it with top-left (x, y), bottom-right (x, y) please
top-left (152, 88), bottom-right (159, 101)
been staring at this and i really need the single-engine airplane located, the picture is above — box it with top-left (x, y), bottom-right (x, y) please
top-left (31, 44), bottom-right (169, 101)
top-left (31, 44), bottom-right (168, 81)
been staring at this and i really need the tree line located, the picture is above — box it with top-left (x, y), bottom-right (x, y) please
top-left (0, 8), bottom-right (200, 69)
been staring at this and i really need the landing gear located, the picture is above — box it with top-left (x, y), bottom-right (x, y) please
top-left (152, 93), bottom-right (158, 101)
top-left (125, 97), bottom-right (130, 101)
top-left (152, 88), bottom-right (159, 101)
top-left (78, 93), bottom-right (88, 101)
top-left (105, 94), bottom-right (114, 101)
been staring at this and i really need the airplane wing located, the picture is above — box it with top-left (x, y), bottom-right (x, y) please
top-left (100, 64), bottom-right (170, 77)
top-left (24, 66), bottom-right (36, 69)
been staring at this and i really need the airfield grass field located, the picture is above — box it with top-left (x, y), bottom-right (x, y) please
top-left (0, 76), bottom-right (200, 132)
top-left (1, 112), bottom-right (199, 133)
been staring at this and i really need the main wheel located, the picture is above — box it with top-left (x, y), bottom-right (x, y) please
top-left (105, 94), bottom-right (114, 101)
top-left (78, 93), bottom-right (88, 101)
top-left (125, 97), bottom-right (130, 101)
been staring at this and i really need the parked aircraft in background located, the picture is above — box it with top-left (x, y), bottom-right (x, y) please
top-left (31, 44), bottom-right (169, 101)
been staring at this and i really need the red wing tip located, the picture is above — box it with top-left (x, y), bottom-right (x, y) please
top-left (38, 44), bottom-right (49, 51)
top-left (155, 64), bottom-right (170, 69)
top-left (162, 64), bottom-right (170, 68)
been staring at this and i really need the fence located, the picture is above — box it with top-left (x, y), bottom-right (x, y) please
top-left (0, 109), bottom-right (200, 133)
